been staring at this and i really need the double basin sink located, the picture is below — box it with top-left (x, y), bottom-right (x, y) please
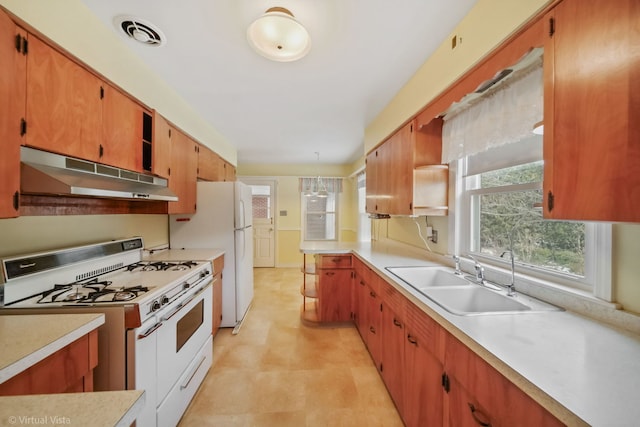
top-left (385, 266), bottom-right (562, 316)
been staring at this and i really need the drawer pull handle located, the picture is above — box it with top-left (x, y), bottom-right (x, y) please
top-left (468, 403), bottom-right (491, 427)
top-left (407, 334), bottom-right (418, 345)
top-left (393, 318), bottom-right (402, 328)
top-left (369, 326), bottom-right (376, 334)
top-left (369, 291), bottom-right (376, 298)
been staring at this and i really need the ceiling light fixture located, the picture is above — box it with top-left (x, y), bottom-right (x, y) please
top-left (247, 7), bottom-right (311, 62)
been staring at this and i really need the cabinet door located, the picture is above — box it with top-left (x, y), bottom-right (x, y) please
top-left (197, 144), bottom-right (220, 181)
top-left (25, 35), bottom-right (102, 161)
top-left (152, 112), bottom-right (172, 178)
top-left (381, 300), bottom-right (405, 413)
top-left (353, 271), bottom-right (368, 337)
top-left (364, 278), bottom-right (382, 368)
top-left (223, 160), bottom-right (236, 182)
top-left (0, 11), bottom-right (25, 218)
top-left (403, 303), bottom-right (444, 427)
top-left (167, 130), bottom-right (198, 214)
top-left (544, 0), bottom-right (640, 221)
top-left (317, 269), bottom-right (352, 322)
top-left (388, 123), bottom-right (413, 215)
top-left (365, 148), bottom-right (381, 213)
top-left (101, 85), bottom-right (145, 171)
top-left (444, 333), bottom-right (563, 427)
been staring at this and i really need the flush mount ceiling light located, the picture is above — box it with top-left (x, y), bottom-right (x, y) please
top-left (114, 15), bottom-right (166, 47)
top-left (247, 7), bottom-right (311, 62)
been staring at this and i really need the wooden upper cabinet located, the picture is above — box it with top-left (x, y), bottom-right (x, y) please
top-left (197, 144), bottom-right (219, 181)
top-left (24, 32), bottom-right (150, 173)
top-left (152, 112), bottom-right (172, 178)
top-left (366, 118), bottom-right (448, 216)
top-left (25, 35), bottom-right (103, 161)
top-left (222, 160), bottom-right (236, 182)
top-left (544, 0), bottom-right (640, 222)
top-left (197, 144), bottom-right (236, 182)
top-left (101, 85), bottom-right (146, 172)
top-left (0, 10), bottom-right (25, 218)
top-left (168, 129), bottom-right (198, 214)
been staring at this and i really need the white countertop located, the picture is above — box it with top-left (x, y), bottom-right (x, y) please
top-left (307, 241), bottom-right (640, 427)
top-left (0, 313), bottom-right (104, 384)
top-left (0, 390), bottom-right (145, 427)
top-left (144, 248), bottom-right (225, 262)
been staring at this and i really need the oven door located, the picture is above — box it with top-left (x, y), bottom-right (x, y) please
top-left (156, 279), bottom-right (213, 405)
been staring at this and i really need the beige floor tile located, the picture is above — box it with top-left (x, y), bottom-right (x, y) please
top-left (178, 268), bottom-right (400, 426)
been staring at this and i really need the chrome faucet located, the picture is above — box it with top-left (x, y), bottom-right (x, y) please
top-left (500, 249), bottom-right (517, 297)
top-left (452, 255), bottom-right (463, 276)
top-left (468, 255), bottom-right (486, 284)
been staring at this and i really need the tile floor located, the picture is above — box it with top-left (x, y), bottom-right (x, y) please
top-left (178, 267), bottom-right (403, 427)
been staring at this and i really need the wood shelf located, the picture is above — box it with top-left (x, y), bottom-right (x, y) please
top-left (300, 279), bottom-right (318, 298)
top-left (415, 164), bottom-right (448, 170)
top-left (301, 263), bottom-right (316, 275)
top-left (300, 300), bottom-right (319, 325)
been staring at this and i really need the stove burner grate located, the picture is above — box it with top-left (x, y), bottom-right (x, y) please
top-left (127, 261), bottom-right (198, 272)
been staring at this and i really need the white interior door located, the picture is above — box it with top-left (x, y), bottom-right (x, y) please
top-left (244, 181), bottom-right (275, 267)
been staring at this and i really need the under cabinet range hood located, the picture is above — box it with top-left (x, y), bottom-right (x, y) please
top-left (20, 147), bottom-right (178, 201)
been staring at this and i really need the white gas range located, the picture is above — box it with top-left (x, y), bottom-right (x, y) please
top-left (0, 238), bottom-right (214, 427)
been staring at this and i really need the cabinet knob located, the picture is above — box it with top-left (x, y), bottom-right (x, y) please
top-left (407, 334), bottom-right (418, 345)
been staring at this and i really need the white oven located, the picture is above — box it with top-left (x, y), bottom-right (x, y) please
top-left (129, 274), bottom-right (214, 427)
top-left (1, 238), bottom-right (216, 427)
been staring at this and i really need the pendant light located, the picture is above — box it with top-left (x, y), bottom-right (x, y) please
top-left (247, 7), bottom-right (311, 62)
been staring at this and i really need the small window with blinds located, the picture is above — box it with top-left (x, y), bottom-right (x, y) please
top-left (300, 177), bottom-right (342, 241)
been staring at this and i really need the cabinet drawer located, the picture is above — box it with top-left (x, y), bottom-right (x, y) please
top-left (405, 303), bottom-right (443, 363)
top-left (380, 279), bottom-right (406, 316)
top-left (316, 254), bottom-right (352, 269)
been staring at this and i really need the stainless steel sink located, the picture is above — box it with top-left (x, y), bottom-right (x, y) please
top-left (385, 266), bottom-right (563, 316)
top-left (386, 266), bottom-right (471, 287)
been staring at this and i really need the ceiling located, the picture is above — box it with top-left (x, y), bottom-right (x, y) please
top-left (81, 0), bottom-right (478, 166)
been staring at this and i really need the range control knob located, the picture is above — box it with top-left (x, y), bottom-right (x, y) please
top-left (151, 300), bottom-right (161, 312)
top-left (183, 282), bottom-right (190, 290)
top-left (160, 295), bottom-right (169, 305)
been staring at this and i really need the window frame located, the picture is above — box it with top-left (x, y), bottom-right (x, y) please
top-left (454, 156), bottom-right (613, 300)
top-left (300, 192), bottom-right (339, 242)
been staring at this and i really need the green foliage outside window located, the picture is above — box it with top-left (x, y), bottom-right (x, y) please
top-left (476, 162), bottom-right (585, 276)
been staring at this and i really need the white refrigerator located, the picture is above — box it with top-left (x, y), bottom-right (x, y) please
top-left (169, 181), bottom-right (254, 329)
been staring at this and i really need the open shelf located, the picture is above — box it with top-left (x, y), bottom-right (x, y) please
top-left (300, 299), bottom-right (319, 325)
top-left (300, 278), bottom-right (318, 298)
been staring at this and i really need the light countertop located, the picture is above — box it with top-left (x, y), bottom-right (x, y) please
top-left (0, 313), bottom-right (104, 385)
top-left (0, 390), bottom-right (145, 427)
top-left (304, 241), bottom-right (640, 427)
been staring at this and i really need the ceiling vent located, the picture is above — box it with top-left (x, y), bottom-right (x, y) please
top-left (114, 16), bottom-right (166, 47)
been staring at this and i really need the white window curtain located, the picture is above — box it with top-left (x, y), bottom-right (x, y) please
top-left (299, 177), bottom-right (343, 194)
top-left (442, 56), bottom-right (543, 164)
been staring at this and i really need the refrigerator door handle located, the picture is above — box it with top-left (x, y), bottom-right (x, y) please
top-left (238, 199), bottom-right (246, 229)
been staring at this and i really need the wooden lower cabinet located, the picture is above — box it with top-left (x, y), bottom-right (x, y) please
top-left (317, 268), bottom-right (352, 322)
top-left (212, 255), bottom-right (224, 336)
top-left (347, 262), bottom-right (563, 427)
top-left (363, 275), bottom-right (382, 367)
top-left (403, 302), bottom-right (445, 427)
top-left (0, 330), bottom-right (98, 396)
top-left (380, 294), bottom-right (405, 412)
top-left (314, 255), bottom-right (353, 323)
top-left (443, 332), bottom-right (563, 427)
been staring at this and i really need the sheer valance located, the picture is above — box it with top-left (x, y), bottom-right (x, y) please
top-left (442, 55), bottom-right (543, 164)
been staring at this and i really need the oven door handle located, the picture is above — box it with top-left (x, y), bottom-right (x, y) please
top-left (162, 279), bottom-right (212, 322)
top-left (137, 321), bottom-right (162, 339)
